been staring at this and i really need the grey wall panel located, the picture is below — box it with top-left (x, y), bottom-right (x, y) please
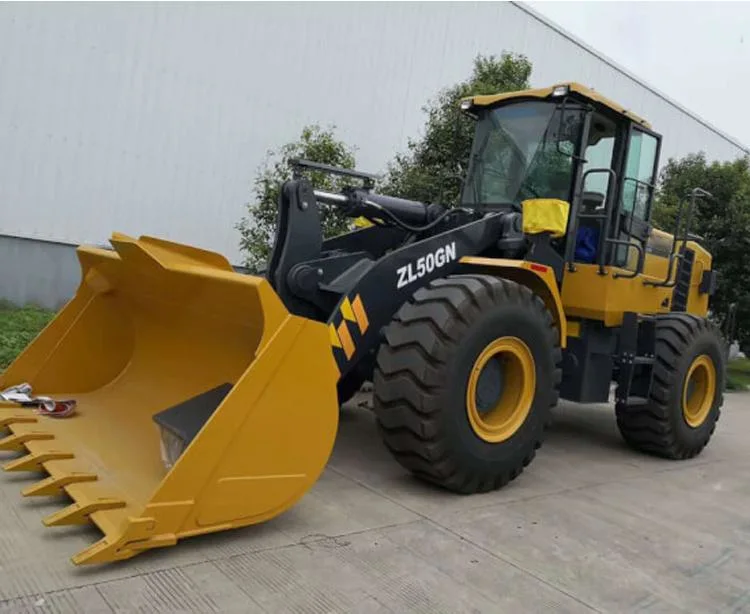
top-left (0, 236), bottom-right (80, 310)
top-left (0, 1), bottom-right (747, 270)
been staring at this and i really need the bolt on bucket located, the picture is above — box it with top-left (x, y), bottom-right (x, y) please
top-left (0, 233), bottom-right (339, 565)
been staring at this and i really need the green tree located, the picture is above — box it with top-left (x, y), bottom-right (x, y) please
top-left (652, 152), bottom-right (750, 348)
top-left (236, 124), bottom-right (357, 272)
top-left (380, 52), bottom-right (533, 205)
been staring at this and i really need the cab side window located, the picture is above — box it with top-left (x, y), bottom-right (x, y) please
top-left (582, 116), bottom-right (617, 205)
top-left (622, 129), bottom-right (658, 221)
top-left (614, 128), bottom-right (659, 269)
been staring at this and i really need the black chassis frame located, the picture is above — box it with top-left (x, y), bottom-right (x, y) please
top-left (266, 178), bottom-right (519, 379)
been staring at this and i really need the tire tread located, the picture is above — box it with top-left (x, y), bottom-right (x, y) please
top-left (615, 314), bottom-right (725, 459)
top-left (373, 274), bottom-right (561, 494)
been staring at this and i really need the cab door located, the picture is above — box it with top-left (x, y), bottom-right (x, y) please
top-left (611, 124), bottom-right (662, 271)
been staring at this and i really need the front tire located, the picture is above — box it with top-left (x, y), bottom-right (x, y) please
top-left (615, 314), bottom-right (725, 459)
top-left (373, 275), bottom-right (561, 494)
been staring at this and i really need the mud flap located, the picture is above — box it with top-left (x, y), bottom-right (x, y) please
top-left (0, 233), bottom-right (339, 564)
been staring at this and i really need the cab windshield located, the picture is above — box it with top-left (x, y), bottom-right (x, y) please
top-left (461, 101), bottom-right (584, 208)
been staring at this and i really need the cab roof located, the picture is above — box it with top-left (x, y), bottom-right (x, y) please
top-left (462, 82), bottom-right (652, 129)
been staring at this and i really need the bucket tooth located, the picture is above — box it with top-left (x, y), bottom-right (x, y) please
top-left (22, 472), bottom-right (98, 497)
top-left (43, 498), bottom-right (126, 527)
top-left (72, 533), bottom-right (176, 566)
top-left (0, 432), bottom-right (54, 452)
top-left (0, 415), bottom-right (37, 429)
top-left (3, 451), bottom-right (74, 472)
top-left (71, 538), bottom-right (124, 566)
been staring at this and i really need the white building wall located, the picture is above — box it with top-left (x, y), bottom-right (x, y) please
top-left (0, 1), bottom-right (747, 266)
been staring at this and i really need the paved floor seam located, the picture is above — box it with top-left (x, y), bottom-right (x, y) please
top-left (92, 585), bottom-right (117, 614)
top-left (0, 519), bottom-right (422, 603)
top-left (429, 520), bottom-right (603, 613)
top-left (420, 458), bottom-right (741, 613)
top-left (0, 394), bottom-right (746, 611)
top-left (206, 558), bottom-right (270, 613)
top-left (0, 458), bottom-right (739, 607)
top-left (430, 455), bottom-right (731, 518)
top-left (331, 453), bottom-right (729, 523)
top-left (327, 466), bottom-right (602, 612)
top-left (328, 455), bottom-right (737, 612)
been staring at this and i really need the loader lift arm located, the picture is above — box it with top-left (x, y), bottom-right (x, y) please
top-left (264, 167), bottom-right (529, 381)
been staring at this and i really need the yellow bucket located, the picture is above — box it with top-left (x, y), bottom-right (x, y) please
top-left (0, 233), bottom-right (339, 564)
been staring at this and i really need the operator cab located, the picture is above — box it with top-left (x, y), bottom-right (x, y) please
top-left (459, 83), bottom-right (661, 275)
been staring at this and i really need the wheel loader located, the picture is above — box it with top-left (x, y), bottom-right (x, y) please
top-left (0, 82), bottom-right (725, 565)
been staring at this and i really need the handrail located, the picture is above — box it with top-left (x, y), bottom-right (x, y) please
top-left (643, 187), bottom-right (712, 287)
top-left (290, 158), bottom-right (380, 190)
top-left (608, 239), bottom-right (645, 279)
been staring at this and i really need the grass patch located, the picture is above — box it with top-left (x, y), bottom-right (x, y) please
top-left (0, 302), bottom-right (56, 370)
top-left (727, 357), bottom-right (750, 391)
top-left (2, 297), bottom-right (749, 394)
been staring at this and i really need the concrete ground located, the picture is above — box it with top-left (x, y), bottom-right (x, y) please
top-left (1, 392), bottom-right (749, 614)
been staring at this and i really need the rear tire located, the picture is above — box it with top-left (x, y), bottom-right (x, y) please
top-left (615, 314), bottom-right (725, 459)
top-left (373, 275), bottom-right (561, 494)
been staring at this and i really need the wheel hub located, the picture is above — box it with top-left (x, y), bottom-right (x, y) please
top-left (475, 355), bottom-right (505, 414)
top-left (466, 337), bottom-right (536, 443)
top-left (682, 354), bottom-right (716, 428)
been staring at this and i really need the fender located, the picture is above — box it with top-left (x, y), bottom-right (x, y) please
top-left (458, 256), bottom-right (568, 348)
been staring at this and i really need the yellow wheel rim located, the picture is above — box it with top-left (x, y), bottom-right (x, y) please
top-left (466, 336), bottom-right (536, 443)
top-left (682, 354), bottom-right (716, 428)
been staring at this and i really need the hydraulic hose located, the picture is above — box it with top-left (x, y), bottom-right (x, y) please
top-left (314, 188), bottom-right (437, 229)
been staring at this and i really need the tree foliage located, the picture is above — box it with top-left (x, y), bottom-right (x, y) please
top-left (379, 53), bottom-right (533, 205)
top-left (653, 152), bottom-right (750, 348)
top-left (236, 125), bottom-right (357, 272)
top-left (237, 53), bottom-right (533, 268)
